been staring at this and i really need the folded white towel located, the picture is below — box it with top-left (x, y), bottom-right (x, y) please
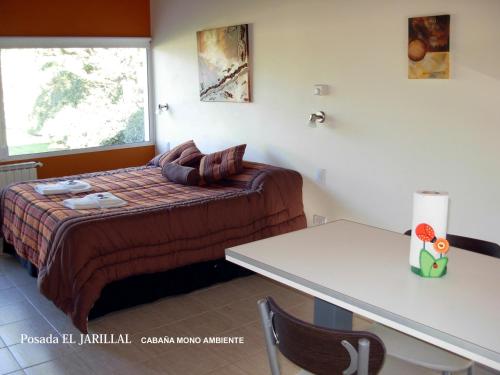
top-left (35, 180), bottom-right (92, 195)
top-left (62, 196), bottom-right (99, 210)
top-left (63, 192), bottom-right (127, 210)
top-left (66, 184), bottom-right (93, 194)
top-left (35, 183), bottom-right (69, 195)
top-left (95, 193), bottom-right (128, 208)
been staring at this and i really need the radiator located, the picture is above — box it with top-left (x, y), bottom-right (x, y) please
top-left (0, 161), bottom-right (43, 188)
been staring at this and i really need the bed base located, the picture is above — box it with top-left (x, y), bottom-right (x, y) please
top-left (2, 240), bottom-right (252, 319)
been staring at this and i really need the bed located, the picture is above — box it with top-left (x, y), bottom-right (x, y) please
top-left (0, 161), bottom-right (306, 332)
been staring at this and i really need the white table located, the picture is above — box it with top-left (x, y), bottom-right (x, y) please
top-left (225, 220), bottom-right (500, 371)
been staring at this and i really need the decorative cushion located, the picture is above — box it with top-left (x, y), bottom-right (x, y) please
top-left (147, 154), bottom-right (162, 167)
top-left (148, 140), bottom-right (204, 168)
top-left (161, 163), bottom-right (200, 186)
top-left (199, 144), bottom-right (246, 184)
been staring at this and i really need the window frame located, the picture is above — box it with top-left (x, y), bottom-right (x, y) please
top-left (0, 37), bottom-right (155, 161)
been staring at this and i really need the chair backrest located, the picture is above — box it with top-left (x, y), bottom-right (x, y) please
top-left (404, 230), bottom-right (500, 258)
top-left (258, 297), bottom-right (385, 375)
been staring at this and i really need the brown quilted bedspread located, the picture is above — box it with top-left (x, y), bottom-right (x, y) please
top-left (1, 162), bottom-right (306, 332)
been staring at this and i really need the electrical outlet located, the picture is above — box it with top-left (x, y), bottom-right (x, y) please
top-left (312, 214), bottom-right (327, 226)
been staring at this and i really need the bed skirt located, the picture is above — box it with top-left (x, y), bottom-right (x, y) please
top-left (2, 240), bottom-right (252, 319)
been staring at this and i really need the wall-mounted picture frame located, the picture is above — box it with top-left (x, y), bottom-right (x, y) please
top-left (408, 15), bottom-right (450, 79)
top-left (197, 24), bottom-right (251, 102)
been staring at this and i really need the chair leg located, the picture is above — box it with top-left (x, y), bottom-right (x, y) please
top-left (258, 299), bottom-right (281, 375)
top-left (441, 363), bottom-right (474, 375)
top-left (357, 338), bottom-right (370, 375)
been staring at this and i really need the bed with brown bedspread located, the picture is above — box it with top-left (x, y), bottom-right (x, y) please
top-left (0, 161), bottom-right (306, 332)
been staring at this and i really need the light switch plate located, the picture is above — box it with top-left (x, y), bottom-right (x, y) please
top-left (316, 168), bottom-right (326, 185)
top-left (313, 84), bottom-right (329, 96)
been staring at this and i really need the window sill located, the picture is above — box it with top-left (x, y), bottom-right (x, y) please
top-left (0, 142), bottom-right (155, 163)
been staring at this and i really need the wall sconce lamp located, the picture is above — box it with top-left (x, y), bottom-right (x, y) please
top-left (309, 111), bottom-right (325, 127)
top-left (156, 103), bottom-right (169, 114)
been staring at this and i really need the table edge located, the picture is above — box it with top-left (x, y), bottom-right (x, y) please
top-left (226, 249), bottom-right (500, 371)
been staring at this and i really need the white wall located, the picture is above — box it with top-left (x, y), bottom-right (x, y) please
top-left (151, 0), bottom-right (500, 243)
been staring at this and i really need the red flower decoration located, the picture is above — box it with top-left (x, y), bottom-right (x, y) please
top-left (415, 223), bottom-right (435, 242)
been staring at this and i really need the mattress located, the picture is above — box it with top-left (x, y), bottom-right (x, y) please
top-left (1, 161), bottom-right (306, 332)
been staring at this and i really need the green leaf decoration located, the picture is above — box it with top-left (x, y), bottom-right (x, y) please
top-left (430, 257), bottom-right (448, 278)
top-left (419, 249), bottom-right (434, 277)
top-left (419, 249), bottom-right (448, 278)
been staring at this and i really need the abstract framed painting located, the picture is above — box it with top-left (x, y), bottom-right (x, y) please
top-left (197, 24), bottom-right (250, 102)
top-left (408, 15), bottom-right (450, 79)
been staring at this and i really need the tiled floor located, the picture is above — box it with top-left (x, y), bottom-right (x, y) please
top-left (0, 252), bottom-right (497, 375)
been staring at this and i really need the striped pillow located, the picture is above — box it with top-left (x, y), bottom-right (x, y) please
top-left (149, 140), bottom-right (204, 168)
top-left (199, 144), bottom-right (246, 184)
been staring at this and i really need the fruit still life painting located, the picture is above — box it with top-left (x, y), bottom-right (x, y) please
top-left (413, 223), bottom-right (450, 278)
top-left (408, 15), bottom-right (450, 79)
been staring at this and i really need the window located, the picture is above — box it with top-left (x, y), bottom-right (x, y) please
top-left (0, 38), bottom-right (152, 158)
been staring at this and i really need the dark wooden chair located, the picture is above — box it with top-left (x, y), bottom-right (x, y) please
top-left (404, 230), bottom-right (500, 258)
top-left (257, 297), bottom-right (386, 375)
